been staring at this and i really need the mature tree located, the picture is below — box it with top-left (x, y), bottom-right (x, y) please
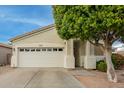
top-left (53, 5), bottom-right (124, 82)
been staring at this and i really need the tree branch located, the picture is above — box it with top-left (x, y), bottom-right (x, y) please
top-left (109, 31), bottom-right (120, 44)
top-left (111, 37), bottom-right (120, 44)
top-left (88, 39), bottom-right (105, 51)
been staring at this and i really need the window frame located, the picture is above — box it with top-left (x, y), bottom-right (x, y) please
top-left (53, 48), bottom-right (58, 52)
top-left (47, 48), bottom-right (52, 51)
top-left (58, 48), bottom-right (63, 51)
top-left (36, 48), bottom-right (41, 52)
top-left (42, 48), bottom-right (46, 51)
top-left (20, 48), bottom-right (24, 52)
top-left (30, 49), bottom-right (35, 52)
top-left (25, 49), bottom-right (30, 52)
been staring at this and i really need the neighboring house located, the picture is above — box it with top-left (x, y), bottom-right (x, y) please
top-left (10, 24), bottom-right (104, 69)
top-left (0, 43), bottom-right (12, 65)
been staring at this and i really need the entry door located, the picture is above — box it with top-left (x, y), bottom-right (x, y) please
top-left (74, 41), bottom-right (80, 67)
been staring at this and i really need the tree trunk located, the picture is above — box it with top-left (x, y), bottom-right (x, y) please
top-left (105, 48), bottom-right (117, 82)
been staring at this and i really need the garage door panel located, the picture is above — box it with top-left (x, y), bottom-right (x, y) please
top-left (18, 48), bottom-right (64, 67)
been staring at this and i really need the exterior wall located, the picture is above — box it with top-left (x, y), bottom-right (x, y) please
top-left (84, 41), bottom-right (105, 69)
top-left (79, 41), bottom-right (86, 67)
top-left (94, 46), bottom-right (104, 56)
top-left (73, 40), bottom-right (104, 69)
top-left (12, 27), bottom-right (64, 45)
top-left (94, 42), bottom-right (105, 62)
top-left (11, 27), bottom-right (66, 67)
top-left (64, 39), bottom-right (75, 69)
top-left (11, 46), bottom-right (19, 67)
top-left (65, 39), bottom-right (104, 69)
top-left (11, 25), bottom-right (105, 69)
top-left (11, 27), bottom-right (76, 68)
top-left (0, 46), bottom-right (12, 65)
top-left (73, 40), bottom-right (104, 68)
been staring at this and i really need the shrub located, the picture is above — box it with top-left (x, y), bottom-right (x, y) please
top-left (96, 60), bottom-right (107, 72)
top-left (112, 54), bottom-right (124, 70)
top-left (96, 54), bottom-right (124, 72)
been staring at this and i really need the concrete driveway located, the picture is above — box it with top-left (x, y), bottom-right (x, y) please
top-left (0, 67), bottom-right (84, 88)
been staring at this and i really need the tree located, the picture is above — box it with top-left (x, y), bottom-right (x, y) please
top-left (53, 5), bottom-right (124, 82)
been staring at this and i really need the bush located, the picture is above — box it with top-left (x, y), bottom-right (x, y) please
top-left (112, 54), bottom-right (124, 70)
top-left (96, 60), bottom-right (107, 72)
top-left (96, 54), bottom-right (124, 72)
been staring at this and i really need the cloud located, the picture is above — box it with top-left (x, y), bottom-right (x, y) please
top-left (0, 13), bottom-right (52, 26)
top-left (112, 42), bottom-right (124, 48)
top-left (0, 6), bottom-right (54, 43)
top-left (7, 17), bottom-right (44, 26)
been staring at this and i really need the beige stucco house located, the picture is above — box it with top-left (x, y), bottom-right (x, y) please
top-left (10, 24), bottom-right (104, 69)
top-left (0, 43), bottom-right (12, 65)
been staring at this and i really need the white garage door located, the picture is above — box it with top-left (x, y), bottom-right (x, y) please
top-left (18, 47), bottom-right (64, 67)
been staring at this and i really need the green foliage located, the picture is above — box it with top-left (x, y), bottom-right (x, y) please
top-left (112, 54), bottom-right (124, 69)
top-left (53, 5), bottom-right (124, 43)
top-left (96, 60), bottom-right (107, 72)
top-left (96, 54), bottom-right (124, 72)
top-left (53, 5), bottom-right (124, 72)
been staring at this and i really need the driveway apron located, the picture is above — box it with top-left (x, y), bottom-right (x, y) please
top-left (0, 68), bottom-right (83, 88)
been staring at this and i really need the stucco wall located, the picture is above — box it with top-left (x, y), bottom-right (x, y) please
top-left (0, 46), bottom-right (12, 65)
top-left (66, 40), bottom-right (72, 55)
top-left (10, 27), bottom-right (67, 67)
top-left (80, 41), bottom-right (86, 56)
top-left (94, 46), bottom-right (104, 56)
top-left (12, 27), bottom-right (65, 46)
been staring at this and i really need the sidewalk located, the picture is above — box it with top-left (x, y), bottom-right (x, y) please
top-left (69, 68), bottom-right (124, 88)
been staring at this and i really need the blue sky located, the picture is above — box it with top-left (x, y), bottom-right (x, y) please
top-left (0, 5), bottom-right (123, 48)
top-left (0, 5), bottom-right (54, 43)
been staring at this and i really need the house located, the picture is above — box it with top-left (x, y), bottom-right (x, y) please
top-left (0, 43), bottom-right (12, 65)
top-left (10, 24), bottom-right (104, 69)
